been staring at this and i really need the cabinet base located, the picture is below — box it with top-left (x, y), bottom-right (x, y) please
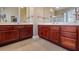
top-left (0, 36), bottom-right (32, 47)
top-left (39, 36), bottom-right (77, 51)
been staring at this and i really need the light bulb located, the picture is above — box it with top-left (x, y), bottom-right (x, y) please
top-left (50, 8), bottom-right (53, 12)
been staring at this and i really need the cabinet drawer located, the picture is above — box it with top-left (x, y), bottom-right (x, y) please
top-left (24, 25), bottom-right (33, 28)
top-left (61, 36), bottom-right (76, 50)
top-left (38, 25), bottom-right (50, 28)
top-left (0, 25), bottom-right (13, 30)
top-left (13, 25), bottom-right (24, 29)
top-left (50, 26), bottom-right (59, 30)
top-left (61, 26), bottom-right (76, 33)
top-left (61, 32), bottom-right (76, 39)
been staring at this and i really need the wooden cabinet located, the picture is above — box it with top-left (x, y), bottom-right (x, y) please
top-left (38, 25), bottom-right (50, 40)
top-left (38, 25), bottom-right (60, 43)
top-left (13, 25), bottom-right (33, 40)
top-left (0, 25), bottom-right (13, 31)
top-left (60, 26), bottom-right (77, 50)
top-left (0, 30), bottom-right (19, 44)
top-left (61, 36), bottom-right (76, 50)
top-left (0, 25), bottom-right (19, 45)
top-left (38, 25), bottom-right (79, 51)
top-left (0, 25), bottom-right (33, 46)
top-left (19, 25), bottom-right (33, 40)
top-left (24, 25), bottom-right (33, 37)
top-left (50, 26), bottom-right (60, 44)
top-left (77, 27), bottom-right (79, 50)
top-left (61, 26), bottom-right (76, 33)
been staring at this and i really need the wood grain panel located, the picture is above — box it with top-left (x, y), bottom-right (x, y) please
top-left (61, 32), bottom-right (76, 39)
top-left (61, 26), bottom-right (76, 33)
top-left (61, 36), bottom-right (76, 50)
top-left (50, 26), bottom-right (60, 30)
top-left (0, 25), bottom-right (13, 31)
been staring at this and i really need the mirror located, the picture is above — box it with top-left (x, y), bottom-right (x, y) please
top-left (0, 7), bottom-right (19, 23)
top-left (49, 7), bottom-right (78, 23)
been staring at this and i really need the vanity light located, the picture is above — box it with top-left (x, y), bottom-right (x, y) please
top-left (50, 8), bottom-right (53, 12)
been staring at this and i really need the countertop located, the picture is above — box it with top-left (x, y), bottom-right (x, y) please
top-left (1, 22), bottom-right (79, 25)
top-left (38, 22), bottom-right (79, 26)
top-left (0, 23), bottom-right (33, 25)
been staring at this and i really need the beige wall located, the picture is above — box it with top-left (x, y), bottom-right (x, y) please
top-left (20, 7), bottom-right (27, 21)
top-left (20, 7), bottom-right (30, 22)
top-left (32, 7), bottom-right (55, 18)
top-left (33, 7), bottom-right (44, 17)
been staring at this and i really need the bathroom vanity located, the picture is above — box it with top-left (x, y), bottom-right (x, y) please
top-left (0, 23), bottom-right (33, 46)
top-left (38, 23), bottom-right (79, 51)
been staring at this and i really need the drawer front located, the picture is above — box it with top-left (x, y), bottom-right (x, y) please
top-left (61, 36), bottom-right (76, 50)
top-left (0, 25), bottom-right (13, 30)
top-left (24, 25), bottom-right (33, 28)
top-left (50, 26), bottom-right (59, 30)
top-left (61, 32), bottom-right (76, 39)
top-left (13, 25), bottom-right (25, 29)
top-left (61, 26), bottom-right (76, 33)
top-left (38, 25), bottom-right (50, 28)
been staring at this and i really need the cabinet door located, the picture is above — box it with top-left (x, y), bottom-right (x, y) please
top-left (38, 25), bottom-right (50, 40)
top-left (38, 25), bottom-right (43, 37)
top-left (20, 30), bottom-right (27, 39)
top-left (50, 26), bottom-right (60, 43)
top-left (0, 30), bottom-right (19, 44)
top-left (50, 30), bottom-right (59, 43)
top-left (61, 26), bottom-right (76, 33)
top-left (8, 30), bottom-right (19, 41)
top-left (60, 26), bottom-right (77, 50)
top-left (20, 25), bottom-right (33, 40)
top-left (43, 28), bottom-right (49, 39)
top-left (0, 31), bottom-right (3, 42)
top-left (61, 36), bottom-right (76, 50)
top-left (77, 27), bottom-right (79, 50)
top-left (24, 25), bottom-right (33, 37)
top-left (20, 29), bottom-right (30, 39)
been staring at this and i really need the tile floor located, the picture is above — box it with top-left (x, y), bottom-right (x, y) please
top-left (0, 37), bottom-right (67, 51)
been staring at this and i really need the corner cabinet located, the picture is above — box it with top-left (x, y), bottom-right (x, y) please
top-left (38, 25), bottom-right (79, 51)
